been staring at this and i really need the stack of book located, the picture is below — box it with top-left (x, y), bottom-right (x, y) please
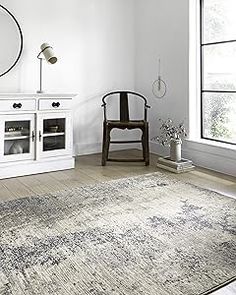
top-left (157, 157), bottom-right (195, 173)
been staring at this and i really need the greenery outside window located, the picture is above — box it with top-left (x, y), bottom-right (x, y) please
top-left (201, 0), bottom-right (236, 145)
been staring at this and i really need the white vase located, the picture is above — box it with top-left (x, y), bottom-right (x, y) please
top-left (170, 139), bottom-right (182, 162)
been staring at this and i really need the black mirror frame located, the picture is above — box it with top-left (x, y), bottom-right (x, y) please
top-left (0, 5), bottom-right (23, 77)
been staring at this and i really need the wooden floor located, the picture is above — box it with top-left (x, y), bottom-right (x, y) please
top-left (0, 149), bottom-right (235, 294)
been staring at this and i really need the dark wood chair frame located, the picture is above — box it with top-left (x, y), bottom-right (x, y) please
top-left (101, 91), bottom-right (151, 166)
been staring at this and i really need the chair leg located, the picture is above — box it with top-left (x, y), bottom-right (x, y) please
top-left (141, 130), bottom-right (145, 161)
top-left (144, 124), bottom-right (150, 166)
top-left (102, 124), bottom-right (111, 166)
top-left (102, 123), bottom-right (107, 166)
top-left (105, 127), bottom-right (111, 162)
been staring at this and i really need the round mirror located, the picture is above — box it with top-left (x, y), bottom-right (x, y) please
top-left (0, 5), bottom-right (23, 77)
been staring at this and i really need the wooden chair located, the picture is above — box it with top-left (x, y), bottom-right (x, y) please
top-left (101, 91), bottom-right (150, 166)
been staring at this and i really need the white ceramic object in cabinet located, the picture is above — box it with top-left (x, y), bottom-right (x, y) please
top-left (0, 93), bottom-right (76, 179)
top-left (0, 113), bottom-right (35, 163)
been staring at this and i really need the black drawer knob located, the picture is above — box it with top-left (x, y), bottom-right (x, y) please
top-left (52, 102), bottom-right (60, 108)
top-left (13, 103), bottom-right (22, 109)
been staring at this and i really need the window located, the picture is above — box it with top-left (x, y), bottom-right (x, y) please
top-left (200, 0), bottom-right (236, 145)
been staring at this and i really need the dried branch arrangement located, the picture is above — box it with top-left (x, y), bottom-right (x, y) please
top-left (152, 119), bottom-right (187, 146)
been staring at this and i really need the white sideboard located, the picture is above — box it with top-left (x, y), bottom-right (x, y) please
top-left (0, 93), bottom-right (76, 179)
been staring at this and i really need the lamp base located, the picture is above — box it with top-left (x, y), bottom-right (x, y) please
top-left (36, 90), bottom-right (44, 94)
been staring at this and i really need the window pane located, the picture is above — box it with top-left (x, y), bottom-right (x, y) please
top-left (202, 93), bottom-right (236, 144)
top-left (203, 0), bottom-right (236, 43)
top-left (203, 42), bottom-right (236, 90)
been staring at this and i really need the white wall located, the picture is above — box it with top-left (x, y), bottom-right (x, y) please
top-left (134, 0), bottom-right (236, 176)
top-left (0, 0), bottom-right (136, 155)
top-left (1, 0), bottom-right (235, 175)
top-left (135, 0), bottom-right (189, 150)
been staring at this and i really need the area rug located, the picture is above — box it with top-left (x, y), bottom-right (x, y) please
top-left (0, 173), bottom-right (235, 295)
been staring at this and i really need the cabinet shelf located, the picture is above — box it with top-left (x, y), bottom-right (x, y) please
top-left (4, 135), bottom-right (30, 141)
top-left (43, 132), bottom-right (65, 137)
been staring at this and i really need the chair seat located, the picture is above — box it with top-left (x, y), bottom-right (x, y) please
top-left (106, 120), bottom-right (146, 128)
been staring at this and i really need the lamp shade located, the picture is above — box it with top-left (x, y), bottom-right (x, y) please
top-left (40, 43), bottom-right (57, 64)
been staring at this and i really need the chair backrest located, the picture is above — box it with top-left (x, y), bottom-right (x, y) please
top-left (102, 91), bottom-right (150, 122)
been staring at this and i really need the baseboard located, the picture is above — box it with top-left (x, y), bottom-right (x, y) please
top-left (74, 142), bottom-right (140, 156)
top-left (183, 140), bottom-right (236, 177)
top-left (0, 157), bottom-right (75, 179)
top-left (149, 141), bottom-right (169, 157)
top-left (74, 140), bottom-right (236, 177)
top-left (149, 141), bottom-right (236, 177)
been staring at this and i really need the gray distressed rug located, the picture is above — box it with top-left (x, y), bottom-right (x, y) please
top-left (0, 173), bottom-right (235, 295)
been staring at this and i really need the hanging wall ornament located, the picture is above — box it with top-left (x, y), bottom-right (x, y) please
top-left (152, 58), bottom-right (167, 98)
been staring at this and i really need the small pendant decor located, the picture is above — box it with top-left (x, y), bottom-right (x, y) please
top-left (152, 58), bottom-right (167, 99)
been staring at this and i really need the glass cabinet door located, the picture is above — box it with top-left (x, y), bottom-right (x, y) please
top-left (38, 112), bottom-right (72, 158)
top-left (0, 114), bottom-right (35, 162)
